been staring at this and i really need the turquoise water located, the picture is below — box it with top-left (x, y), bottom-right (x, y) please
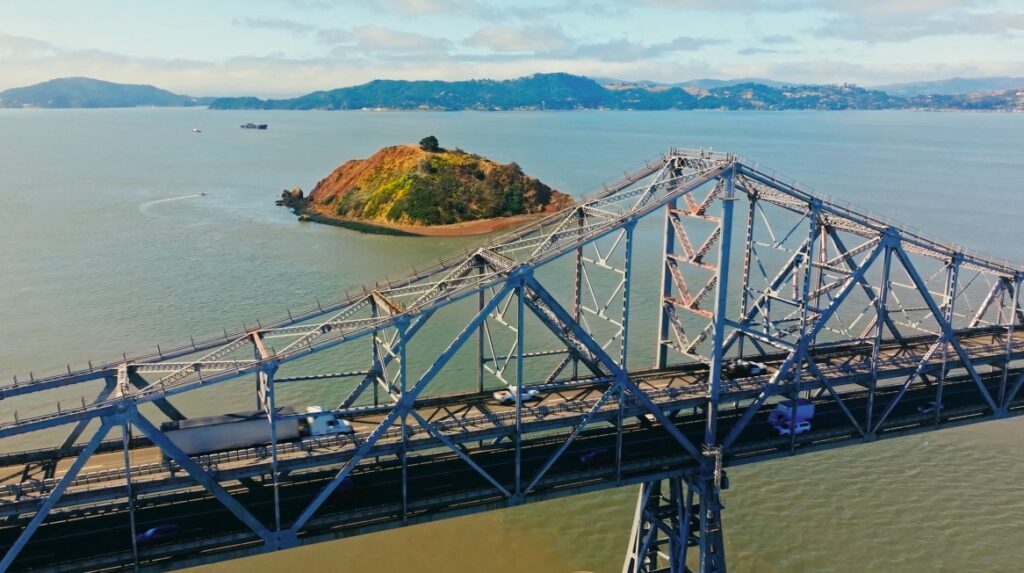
top-left (1, 109), bottom-right (1024, 571)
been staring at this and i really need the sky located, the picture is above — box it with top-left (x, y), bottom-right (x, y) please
top-left (1, 0), bottom-right (1023, 96)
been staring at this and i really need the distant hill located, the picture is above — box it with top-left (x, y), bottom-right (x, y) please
top-left (597, 77), bottom-right (795, 90)
top-left (0, 77), bottom-right (210, 108)
top-left (209, 73), bottom-right (905, 111)
top-left (290, 140), bottom-right (573, 235)
top-left (875, 77), bottom-right (1024, 97)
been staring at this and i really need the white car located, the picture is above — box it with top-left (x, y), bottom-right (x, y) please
top-left (917, 401), bottom-right (944, 414)
top-left (776, 420), bottom-right (811, 436)
top-left (493, 386), bottom-right (541, 405)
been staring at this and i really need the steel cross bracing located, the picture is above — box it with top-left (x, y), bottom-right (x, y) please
top-left (2, 148), bottom-right (1023, 573)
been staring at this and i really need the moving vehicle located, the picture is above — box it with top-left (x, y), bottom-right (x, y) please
top-left (723, 359), bottom-right (768, 379)
top-left (917, 401), bottom-right (944, 414)
top-left (768, 398), bottom-right (815, 435)
top-left (492, 386), bottom-right (542, 405)
top-left (579, 448), bottom-right (614, 466)
top-left (135, 524), bottom-right (181, 544)
top-left (305, 405), bottom-right (353, 436)
top-left (777, 420), bottom-right (812, 436)
top-left (160, 405), bottom-right (352, 455)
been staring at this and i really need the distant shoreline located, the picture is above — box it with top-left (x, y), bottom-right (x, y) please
top-left (2, 106), bottom-right (1020, 113)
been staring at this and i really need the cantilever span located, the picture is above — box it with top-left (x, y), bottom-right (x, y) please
top-left (1, 149), bottom-right (1022, 573)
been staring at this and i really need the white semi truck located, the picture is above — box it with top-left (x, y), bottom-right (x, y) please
top-left (160, 405), bottom-right (350, 455)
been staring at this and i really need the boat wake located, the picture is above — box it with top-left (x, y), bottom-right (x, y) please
top-left (139, 193), bottom-right (206, 215)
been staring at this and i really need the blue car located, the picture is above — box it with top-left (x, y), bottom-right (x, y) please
top-left (135, 524), bottom-right (181, 544)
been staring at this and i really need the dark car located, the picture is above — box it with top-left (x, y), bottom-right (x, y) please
top-left (579, 448), bottom-right (614, 466)
top-left (723, 359), bottom-right (768, 379)
top-left (135, 524), bottom-right (181, 545)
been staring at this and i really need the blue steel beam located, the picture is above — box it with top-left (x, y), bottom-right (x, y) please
top-left (893, 244), bottom-right (999, 413)
top-left (288, 281), bottom-right (516, 535)
top-left (722, 238), bottom-right (886, 450)
top-left (129, 410), bottom-right (274, 545)
top-left (0, 418), bottom-right (112, 573)
top-left (524, 275), bottom-right (704, 462)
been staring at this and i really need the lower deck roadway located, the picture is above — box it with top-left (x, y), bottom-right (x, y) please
top-left (1, 366), bottom-right (1019, 572)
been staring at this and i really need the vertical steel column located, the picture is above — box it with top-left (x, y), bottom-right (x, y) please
top-left (622, 476), bottom-right (700, 573)
top-left (706, 166), bottom-right (735, 444)
top-left (656, 199), bottom-right (678, 369)
top-left (736, 194), bottom-right (757, 359)
top-left (371, 298), bottom-right (381, 406)
top-left (790, 201), bottom-right (820, 451)
top-left (999, 275), bottom-right (1021, 409)
top-left (398, 316), bottom-right (409, 522)
top-left (515, 279), bottom-right (525, 497)
top-left (574, 208), bottom-right (585, 379)
top-left (121, 420), bottom-right (140, 572)
top-left (700, 164), bottom-right (736, 573)
top-left (867, 240), bottom-right (894, 436)
top-left (617, 222), bottom-right (635, 482)
top-left (934, 255), bottom-right (961, 425)
top-left (478, 263), bottom-right (486, 394)
top-left (262, 363), bottom-right (282, 535)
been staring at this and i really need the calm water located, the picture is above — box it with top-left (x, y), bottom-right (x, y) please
top-left (1, 109), bottom-right (1023, 572)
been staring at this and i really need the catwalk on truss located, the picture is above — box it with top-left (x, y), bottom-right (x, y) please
top-left (2, 149), bottom-right (1023, 573)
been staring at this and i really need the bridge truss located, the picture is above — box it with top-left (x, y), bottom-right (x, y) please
top-left (1, 149), bottom-right (1022, 572)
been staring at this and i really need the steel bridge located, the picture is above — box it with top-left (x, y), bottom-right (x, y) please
top-left (1, 149), bottom-right (1022, 573)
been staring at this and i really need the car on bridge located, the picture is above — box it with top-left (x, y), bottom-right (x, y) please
top-left (579, 448), bottom-right (614, 466)
top-left (135, 524), bottom-right (181, 545)
top-left (776, 420), bottom-right (811, 436)
top-left (917, 401), bottom-right (944, 414)
top-left (493, 386), bottom-right (542, 405)
top-left (723, 359), bottom-right (768, 379)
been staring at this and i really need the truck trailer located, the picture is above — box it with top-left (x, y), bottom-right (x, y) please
top-left (767, 398), bottom-right (815, 434)
top-left (160, 407), bottom-right (300, 455)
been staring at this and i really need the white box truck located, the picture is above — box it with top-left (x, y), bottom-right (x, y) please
top-left (768, 399), bottom-right (814, 435)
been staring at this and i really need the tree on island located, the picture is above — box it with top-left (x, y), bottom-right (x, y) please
top-left (419, 135), bottom-right (441, 152)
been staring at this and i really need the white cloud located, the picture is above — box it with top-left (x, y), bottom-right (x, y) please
top-left (465, 25), bottom-right (573, 53)
top-left (815, 10), bottom-right (1024, 42)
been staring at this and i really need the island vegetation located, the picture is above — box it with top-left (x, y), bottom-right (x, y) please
top-left (280, 138), bottom-right (574, 236)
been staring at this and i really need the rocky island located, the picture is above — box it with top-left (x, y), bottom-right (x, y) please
top-left (281, 137), bottom-right (574, 236)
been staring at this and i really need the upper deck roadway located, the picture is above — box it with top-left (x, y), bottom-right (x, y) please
top-left (2, 149), bottom-right (1022, 573)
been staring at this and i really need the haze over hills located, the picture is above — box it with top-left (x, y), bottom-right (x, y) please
top-left (2, 74), bottom-right (1023, 111)
top-left (874, 77), bottom-right (1024, 97)
top-left (0, 77), bottom-right (211, 108)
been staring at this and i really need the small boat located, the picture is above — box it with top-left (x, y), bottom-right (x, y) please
top-left (200, 192), bottom-right (207, 196)
top-left (191, 126), bottom-right (202, 133)
top-left (241, 123), bottom-right (268, 130)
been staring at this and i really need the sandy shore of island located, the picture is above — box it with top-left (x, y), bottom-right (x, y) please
top-left (303, 211), bottom-right (545, 236)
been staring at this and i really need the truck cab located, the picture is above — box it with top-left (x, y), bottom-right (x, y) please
top-left (305, 406), bottom-right (353, 436)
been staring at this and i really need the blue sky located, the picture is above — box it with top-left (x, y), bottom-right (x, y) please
top-left (2, 0), bottom-right (1023, 95)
